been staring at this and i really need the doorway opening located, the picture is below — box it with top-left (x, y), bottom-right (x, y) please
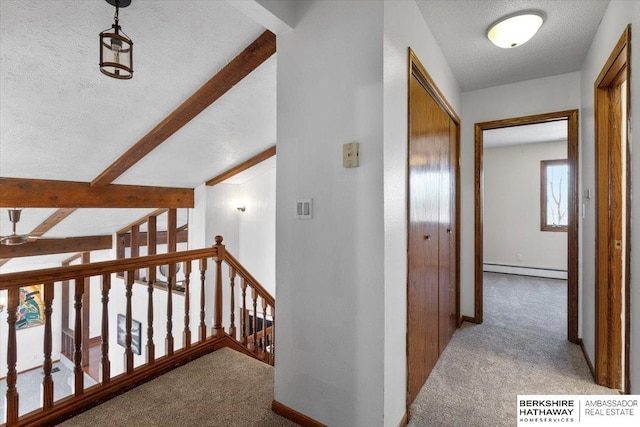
top-left (474, 110), bottom-right (579, 344)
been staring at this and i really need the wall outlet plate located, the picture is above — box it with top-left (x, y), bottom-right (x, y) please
top-left (343, 142), bottom-right (359, 168)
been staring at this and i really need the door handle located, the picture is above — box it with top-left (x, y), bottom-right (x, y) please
top-left (446, 228), bottom-right (452, 233)
top-left (424, 235), bottom-right (431, 240)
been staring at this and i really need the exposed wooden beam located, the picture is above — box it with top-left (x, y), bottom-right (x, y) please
top-left (91, 30), bottom-right (277, 187)
top-left (61, 252), bottom-right (86, 265)
top-left (0, 236), bottom-right (112, 259)
top-left (206, 145), bottom-right (276, 186)
top-left (0, 178), bottom-right (193, 208)
top-left (167, 208), bottom-right (177, 253)
top-left (120, 230), bottom-right (188, 248)
top-left (116, 208), bottom-right (168, 235)
top-left (30, 208), bottom-right (77, 237)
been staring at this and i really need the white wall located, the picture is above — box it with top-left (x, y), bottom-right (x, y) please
top-left (383, 0), bottom-right (461, 424)
top-left (275, 1), bottom-right (384, 425)
top-left (460, 72), bottom-right (581, 318)
top-left (579, 0), bottom-right (639, 393)
top-left (484, 141), bottom-right (567, 271)
top-left (238, 166), bottom-right (276, 295)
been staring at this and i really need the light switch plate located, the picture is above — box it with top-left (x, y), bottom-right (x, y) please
top-left (343, 142), bottom-right (359, 168)
top-left (296, 198), bottom-right (313, 219)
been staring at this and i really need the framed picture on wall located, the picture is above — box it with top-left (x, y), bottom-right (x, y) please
top-left (117, 313), bottom-right (142, 355)
top-left (16, 285), bottom-right (45, 330)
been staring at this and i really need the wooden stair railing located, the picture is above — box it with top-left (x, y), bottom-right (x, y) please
top-left (220, 241), bottom-right (276, 365)
top-left (0, 235), bottom-right (274, 427)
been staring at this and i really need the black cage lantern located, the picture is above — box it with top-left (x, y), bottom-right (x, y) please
top-left (99, 0), bottom-right (133, 79)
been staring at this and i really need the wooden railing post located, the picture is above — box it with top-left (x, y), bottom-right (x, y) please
top-left (6, 287), bottom-right (20, 424)
top-left (252, 288), bottom-right (258, 352)
top-left (241, 278), bottom-right (248, 345)
top-left (199, 258), bottom-right (207, 341)
top-left (229, 267), bottom-right (237, 339)
top-left (183, 261), bottom-right (192, 348)
top-left (124, 270), bottom-right (134, 374)
top-left (42, 282), bottom-right (55, 409)
top-left (73, 278), bottom-right (84, 395)
top-left (270, 305), bottom-right (275, 365)
top-left (261, 298), bottom-right (268, 360)
top-left (212, 235), bottom-right (225, 338)
top-left (101, 273), bottom-right (111, 383)
top-left (146, 214), bottom-right (156, 364)
top-left (165, 263), bottom-right (175, 355)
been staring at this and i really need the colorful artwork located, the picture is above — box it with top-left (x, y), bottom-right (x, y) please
top-left (16, 285), bottom-right (45, 330)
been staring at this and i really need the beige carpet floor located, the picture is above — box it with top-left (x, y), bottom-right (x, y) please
top-left (408, 273), bottom-right (618, 427)
top-left (58, 347), bottom-right (297, 427)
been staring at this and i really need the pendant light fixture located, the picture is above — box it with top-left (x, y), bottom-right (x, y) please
top-left (99, 0), bottom-right (133, 79)
top-left (487, 11), bottom-right (544, 49)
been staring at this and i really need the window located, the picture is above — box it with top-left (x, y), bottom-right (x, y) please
top-left (541, 159), bottom-right (568, 232)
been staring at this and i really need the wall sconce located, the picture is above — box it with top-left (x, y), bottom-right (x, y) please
top-left (236, 206), bottom-right (246, 212)
top-left (99, 0), bottom-right (134, 79)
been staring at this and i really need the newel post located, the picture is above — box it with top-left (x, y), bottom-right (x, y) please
top-left (213, 235), bottom-right (226, 337)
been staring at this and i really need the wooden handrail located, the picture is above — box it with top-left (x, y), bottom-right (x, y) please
top-left (224, 251), bottom-right (275, 306)
top-left (0, 247), bottom-right (217, 289)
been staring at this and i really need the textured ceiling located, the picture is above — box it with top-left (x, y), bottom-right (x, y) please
top-left (0, 0), bottom-right (274, 270)
top-left (483, 120), bottom-right (567, 148)
top-left (415, 0), bottom-right (610, 91)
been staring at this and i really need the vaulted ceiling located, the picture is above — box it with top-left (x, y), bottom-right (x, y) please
top-left (0, 1), bottom-right (612, 271)
top-left (0, 0), bottom-right (276, 270)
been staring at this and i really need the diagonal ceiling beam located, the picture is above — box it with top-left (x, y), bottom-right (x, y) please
top-left (206, 145), bottom-right (276, 186)
top-left (0, 178), bottom-right (193, 208)
top-left (0, 235), bottom-right (112, 259)
top-left (91, 30), bottom-right (277, 186)
top-left (29, 208), bottom-right (77, 238)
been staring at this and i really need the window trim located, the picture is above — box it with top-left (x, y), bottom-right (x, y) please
top-left (541, 159), bottom-right (569, 232)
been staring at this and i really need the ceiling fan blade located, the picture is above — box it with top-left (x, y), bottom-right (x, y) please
top-left (0, 234), bottom-right (30, 246)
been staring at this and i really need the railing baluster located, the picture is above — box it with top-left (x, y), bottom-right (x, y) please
top-left (213, 236), bottom-right (225, 338)
top-left (252, 287), bottom-right (258, 353)
top-left (146, 219), bottom-right (156, 364)
top-left (270, 305), bottom-right (275, 365)
top-left (166, 263), bottom-right (175, 354)
top-left (261, 297), bottom-right (268, 361)
top-left (6, 288), bottom-right (20, 424)
top-left (42, 281), bottom-right (55, 409)
top-left (146, 270), bottom-right (155, 365)
top-left (125, 270), bottom-right (134, 374)
top-left (73, 278), bottom-right (84, 395)
top-left (241, 278), bottom-right (248, 346)
top-left (183, 261), bottom-right (192, 348)
top-left (199, 258), bottom-right (207, 341)
top-left (101, 273), bottom-right (111, 383)
top-left (229, 267), bottom-right (236, 339)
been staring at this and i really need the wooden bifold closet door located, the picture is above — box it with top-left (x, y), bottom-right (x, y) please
top-left (407, 72), bottom-right (456, 405)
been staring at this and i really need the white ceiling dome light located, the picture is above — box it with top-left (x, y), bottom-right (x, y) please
top-left (487, 11), bottom-right (545, 48)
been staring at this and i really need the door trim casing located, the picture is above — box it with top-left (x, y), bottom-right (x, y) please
top-left (473, 109), bottom-right (580, 344)
top-left (594, 25), bottom-right (631, 393)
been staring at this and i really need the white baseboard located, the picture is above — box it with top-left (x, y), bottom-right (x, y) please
top-left (483, 263), bottom-right (567, 280)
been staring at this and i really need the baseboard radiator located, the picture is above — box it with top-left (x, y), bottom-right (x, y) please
top-left (483, 263), bottom-right (567, 280)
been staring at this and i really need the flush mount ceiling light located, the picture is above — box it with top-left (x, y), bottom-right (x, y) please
top-left (487, 11), bottom-right (545, 49)
top-left (99, 0), bottom-right (133, 79)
